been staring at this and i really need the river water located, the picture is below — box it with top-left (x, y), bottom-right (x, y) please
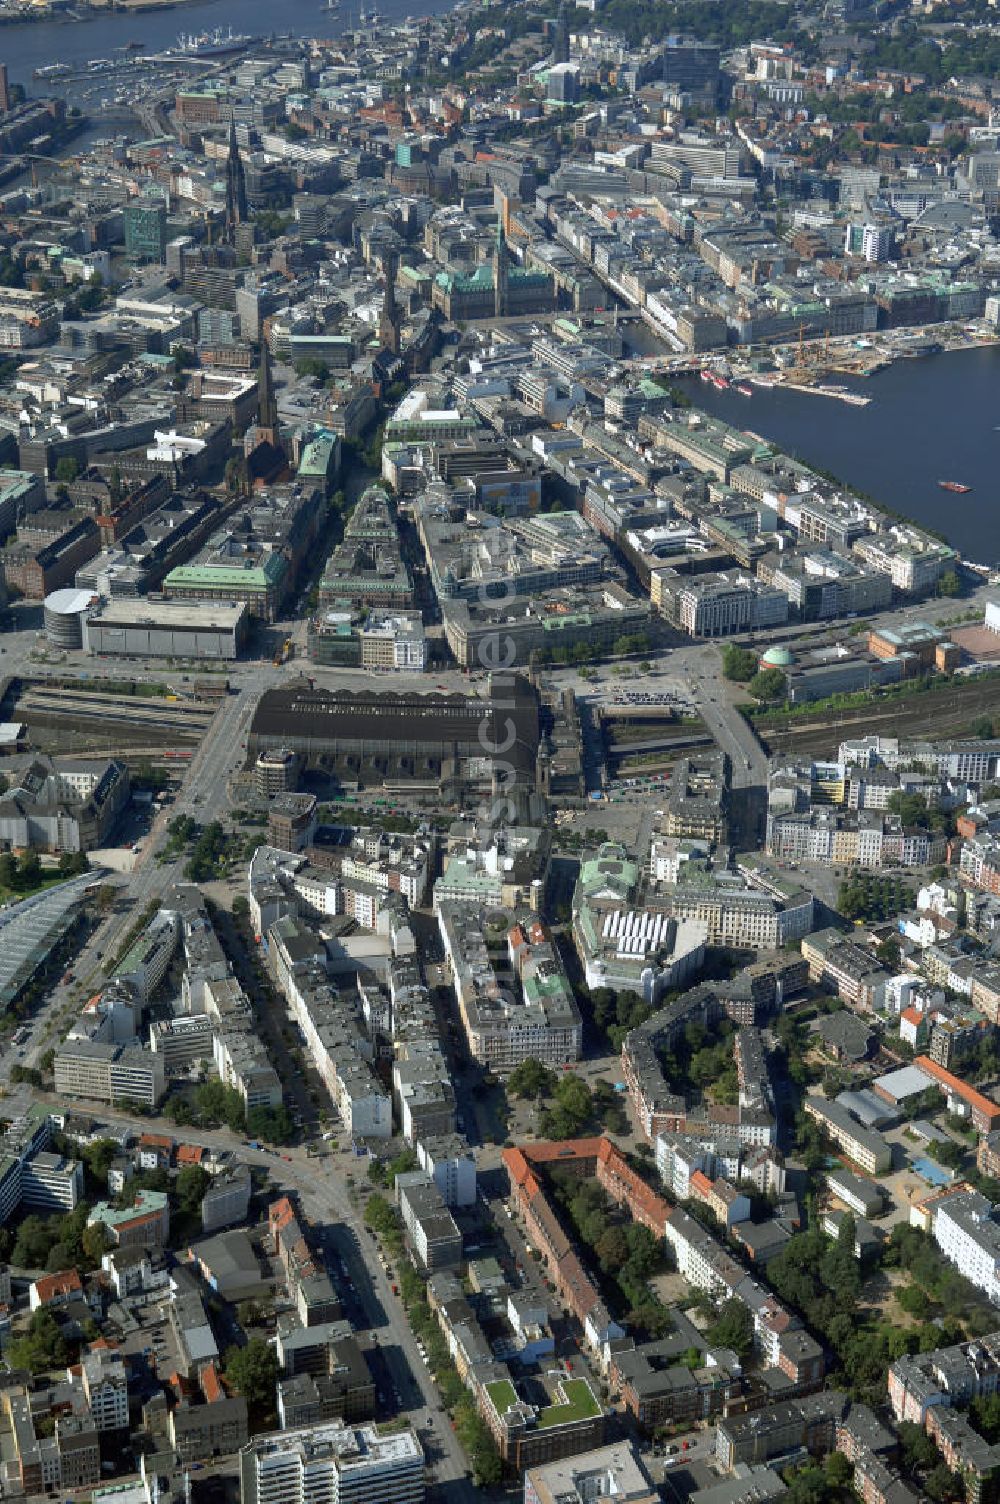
top-left (678, 343), bottom-right (1000, 565)
top-left (0, 0), bottom-right (443, 95)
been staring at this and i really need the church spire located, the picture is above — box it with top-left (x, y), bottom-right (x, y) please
top-left (257, 340), bottom-right (278, 446)
top-left (494, 205), bottom-right (509, 320)
top-left (553, 1), bottom-right (569, 64)
top-left (379, 249), bottom-right (401, 355)
top-left (224, 117), bottom-right (248, 240)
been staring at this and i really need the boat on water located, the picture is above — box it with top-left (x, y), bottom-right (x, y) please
top-left (939, 480), bottom-right (972, 493)
top-left (711, 374), bottom-right (729, 391)
top-left (735, 383), bottom-right (753, 398)
top-left (33, 62), bottom-right (71, 78)
top-left (699, 369), bottom-right (713, 383)
top-left (173, 27), bottom-right (260, 57)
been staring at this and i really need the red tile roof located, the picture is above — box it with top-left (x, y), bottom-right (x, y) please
top-left (200, 1363), bottom-right (224, 1404)
top-left (915, 1056), bottom-right (1000, 1126)
top-left (32, 1269), bottom-right (82, 1303)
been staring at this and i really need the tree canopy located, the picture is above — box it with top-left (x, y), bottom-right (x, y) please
top-left (224, 1337), bottom-right (279, 1418)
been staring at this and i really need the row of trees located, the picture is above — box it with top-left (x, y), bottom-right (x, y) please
top-left (363, 1195), bottom-right (501, 1484)
top-left (531, 633), bottom-right (652, 669)
top-left (838, 871), bottom-right (913, 922)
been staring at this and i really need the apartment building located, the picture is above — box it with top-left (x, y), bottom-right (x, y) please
top-left (931, 1190), bottom-right (1000, 1304)
top-left (612, 1332), bottom-right (741, 1430)
top-left (30, 1269), bottom-right (83, 1312)
top-left (3, 1387), bottom-right (100, 1495)
top-left (239, 1421), bottom-right (424, 1504)
top-left (715, 1396), bottom-right (846, 1471)
top-left (276, 1346), bottom-right (376, 1428)
top-left (415, 1135), bottom-right (476, 1208)
top-left (767, 808), bottom-right (945, 869)
top-left (800, 930), bottom-right (889, 1012)
top-left (113, 908), bottom-right (178, 1005)
top-left (305, 825), bottom-right (433, 909)
top-left (802, 1097), bottom-right (891, 1175)
top-left (622, 964), bottom-right (803, 1146)
top-left (664, 1206), bottom-right (823, 1385)
top-left (205, 976), bottom-right (282, 1113)
top-left (79, 1349), bottom-right (129, 1433)
top-left (395, 1172), bottom-right (463, 1271)
top-left (888, 1332), bottom-right (1000, 1425)
top-left (852, 1448), bottom-right (921, 1504)
top-left (391, 979), bottom-right (456, 1145)
top-left (269, 1197), bottom-right (340, 1329)
top-left (503, 1139), bottom-right (673, 1359)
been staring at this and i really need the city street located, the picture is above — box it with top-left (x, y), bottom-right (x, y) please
top-left (0, 1092), bottom-right (482, 1504)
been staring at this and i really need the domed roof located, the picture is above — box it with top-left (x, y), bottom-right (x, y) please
top-left (761, 645), bottom-right (794, 667)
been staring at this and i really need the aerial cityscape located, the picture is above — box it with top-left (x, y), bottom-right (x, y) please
top-left (0, 1), bottom-right (999, 1503)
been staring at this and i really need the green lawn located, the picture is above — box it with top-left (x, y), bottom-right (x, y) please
top-left (0, 873), bottom-right (71, 906)
top-left (485, 1379), bottom-right (518, 1415)
top-left (537, 1379), bottom-right (601, 1429)
top-left (486, 1375), bottom-right (600, 1429)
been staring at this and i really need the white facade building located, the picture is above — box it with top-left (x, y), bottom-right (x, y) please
top-left (239, 1422), bottom-right (423, 1504)
top-left (932, 1191), bottom-right (1000, 1304)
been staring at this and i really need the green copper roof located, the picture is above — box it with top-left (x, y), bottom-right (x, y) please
top-left (165, 554), bottom-right (287, 590)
